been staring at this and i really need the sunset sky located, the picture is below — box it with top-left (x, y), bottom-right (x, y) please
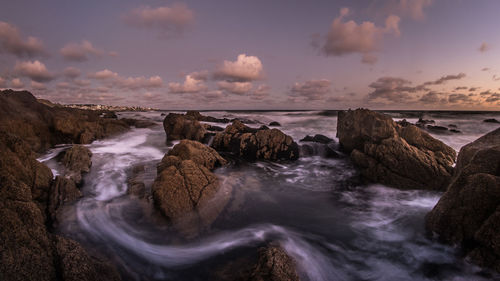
top-left (0, 0), bottom-right (499, 110)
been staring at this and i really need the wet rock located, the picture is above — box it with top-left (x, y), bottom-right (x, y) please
top-left (250, 246), bottom-right (300, 281)
top-left (426, 125), bottom-right (448, 131)
top-left (416, 118), bottom-right (435, 127)
top-left (269, 121), bottom-right (281, 127)
top-left (426, 128), bottom-right (500, 272)
top-left (396, 119), bottom-right (413, 127)
top-left (121, 118), bottom-right (157, 128)
top-left (160, 113), bottom-right (166, 116)
top-left (47, 176), bottom-right (82, 227)
top-left (337, 109), bottom-right (456, 190)
top-left (484, 118), bottom-right (500, 123)
top-left (299, 134), bottom-right (334, 144)
top-left (203, 124), bottom-right (225, 132)
top-left (152, 141), bottom-right (230, 237)
top-left (61, 145), bottom-right (92, 185)
top-left (101, 111), bottom-right (118, 119)
top-left (186, 110), bottom-right (231, 123)
top-left (163, 113), bottom-right (206, 142)
top-left (450, 129), bottom-right (461, 133)
top-left (127, 165), bottom-right (147, 199)
top-left (212, 120), bottom-right (299, 162)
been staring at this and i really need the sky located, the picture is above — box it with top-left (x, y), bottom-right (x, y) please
top-left (0, 0), bottom-right (499, 110)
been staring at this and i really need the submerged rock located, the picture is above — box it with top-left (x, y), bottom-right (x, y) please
top-left (269, 121), bottom-right (281, 127)
top-left (152, 141), bottom-right (230, 237)
top-left (484, 118), bottom-right (500, 123)
top-left (212, 120), bottom-right (299, 161)
top-left (299, 134), bottom-right (334, 144)
top-left (337, 109), bottom-right (456, 190)
top-left (426, 127), bottom-right (500, 272)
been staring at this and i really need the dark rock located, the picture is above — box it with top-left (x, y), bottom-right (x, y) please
top-left (127, 165), bottom-right (147, 199)
top-left (152, 141), bottom-right (230, 237)
top-left (426, 125), bottom-right (448, 131)
top-left (299, 134), bottom-right (334, 144)
top-left (450, 129), bottom-right (461, 133)
top-left (417, 118), bottom-right (435, 126)
top-left (101, 111), bottom-right (117, 119)
top-left (426, 128), bottom-right (500, 272)
top-left (163, 113), bottom-right (206, 142)
top-left (269, 121), bottom-right (281, 127)
top-left (203, 124), bottom-right (225, 132)
top-left (47, 176), bottom-right (82, 227)
top-left (337, 109), bottom-right (456, 190)
top-left (186, 110), bottom-right (231, 123)
top-left (0, 90), bottom-right (130, 152)
top-left (396, 119), bottom-right (413, 127)
top-left (212, 120), bottom-right (299, 162)
top-left (249, 246), bottom-right (300, 281)
top-left (121, 118), bottom-right (157, 128)
top-left (160, 113), bottom-right (166, 116)
top-left (484, 118), bottom-right (500, 124)
top-left (61, 145), bottom-right (92, 185)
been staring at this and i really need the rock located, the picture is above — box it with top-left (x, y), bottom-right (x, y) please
top-left (249, 246), bottom-right (300, 281)
top-left (212, 120), bottom-right (299, 162)
top-left (337, 109), bottom-right (456, 190)
top-left (0, 89), bottom-right (130, 152)
top-left (0, 131), bottom-right (121, 281)
top-left (426, 125), bottom-right (448, 131)
top-left (163, 113), bottom-right (206, 142)
top-left (484, 118), bottom-right (500, 123)
top-left (160, 113), bottom-right (166, 116)
top-left (416, 117), bottom-right (435, 127)
top-left (203, 124), bottom-right (225, 132)
top-left (269, 121), bottom-right (281, 127)
top-left (396, 119), bottom-right (413, 127)
top-left (450, 129), bottom-right (461, 133)
top-left (127, 165), bottom-right (147, 199)
top-left (165, 140), bottom-right (227, 170)
top-left (186, 110), bottom-right (231, 123)
top-left (101, 111), bottom-right (118, 119)
top-left (47, 176), bottom-right (82, 227)
top-left (121, 118), bottom-right (157, 128)
top-left (426, 128), bottom-right (500, 272)
top-left (53, 235), bottom-right (121, 281)
top-left (152, 141), bottom-right (230, 237)
top-left (61, 145), bottom-right (92, 185)
top-left (299, 134), bottom-right (334, 144)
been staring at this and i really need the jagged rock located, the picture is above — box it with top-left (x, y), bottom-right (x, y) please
top-left (212, 120), bottom-right (299, 162)
top-left (152, 141), bottom-right (230, 237)
top-left (299, 134), bottom-right (334, 144)
top-left (426, 128), bottom-right (500, 272)
top-left (163, 113), bottom-right (206, 142)
top-left (269, 121), bottom-right (281, 127)
top-left (0, 131), bottom-right (121, 281)
top-left (203, 124), bottom-right (225, 132)
top-left (0, 89), bottom-right (130, 152)
top-left (337, 109), bottom-right (456, 190)
top-left (47, 176), bottom-right (82, 227)
top-left (61, 145), bottom-right (92, 185)
top-left (484, 118), bottom-right (500, 123)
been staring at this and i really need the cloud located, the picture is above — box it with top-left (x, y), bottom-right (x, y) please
top-left (485, 93), bottom-right (500, 103)
top-left (0, 21), bottom-right (45, 57)
top-left (123, 3), bottom-right (194, 37)
top-left (0, 77), bottom-right (6, 88)
top-left (63, 67), bottom-right (81, 79)
top-left (11, 78), bottom-right (24, 89)
top-left (317, 8), bottom-right (400, 64)
top-left (14, 60), bottom-right (55, 82)
top-left (60, 40), bottom-right (116, 62)
top-left (419, 91), bottom-right (441, 104)
top-left (73, 79), bottom-right (91, 87)
top-left (217, 81), bottom-right (253, 95)
top-left (289, 79), bottom-right (331, 101)
top-left (253, 84), bottom-right (270, 100)
top-left (88, 69), bottom-right (163, 90)
top-left (493, 75), bottom-right (500, 81)
top-left (30, 80), bottom-right (46, 90)
top-left (169, 74), bottom-right (207, 93)
top-left (448, 93), bottom-right (473, 104)
top-left (482, 67), bottom-right (490, 71)
top-left (479, 42), bottom-right (490, 53)
top-left (397, 0), bottom-right (433, 20)
top-left (367, 77), bottom-right (415, 103)
top-left (214, 54), bottom-right (263, 82)
top-left (469, 87), bottom-right (479, 92)
top-left (454, 86), bottom-right (467, 90)
top-left (422, 73), bottom-right (466, 86)
top-left (361, 53), bottom-right (378, 65)
top-left (88, 69), bottom-right (119, 80)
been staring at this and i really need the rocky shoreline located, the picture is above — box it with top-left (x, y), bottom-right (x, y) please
top-left (1, 90), bottom-right (500, 280)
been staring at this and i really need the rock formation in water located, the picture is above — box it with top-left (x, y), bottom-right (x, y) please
top-left (163, 113), bottom-right (207, 142)
top-left (212, 120), bottom-right (299, 161)
top-left (337, 108), bottom-right (456, 190)
top-left (61, 145), bottom-right (92, 185)
top-left (0, 131), bottom-right (120, 281)
top-left (426, 127), bottom-right (500, 272)
top-left (152, 140), bottom-right (231, 237)
top-left (0, 90), bottom-right (132, 152)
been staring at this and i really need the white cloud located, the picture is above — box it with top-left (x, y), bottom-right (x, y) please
top-left (0, 21), bottom-right (45, 57)
top-left (11, 78), bottom-right (24, 89)
top-left (217, 81), bottom-right (253, 95)
top-left (88, 69), bottom-right (119, 80)
top-left (63, 66), bottom-right (81, 78)
top-left (169, 74), bottom-right (207, 93)
top-left (30, 80), bottom-right (46, 90)
top-left (88, 69), bottom-right (163, 90)
top-left (214, 54), bottom-right (263, 82)
top-left (397, 0), bottom-right (433, 21)
top-left (60, 40), bottom-right (115, 62)
top-left (14, 60), bottom-right (55, 82)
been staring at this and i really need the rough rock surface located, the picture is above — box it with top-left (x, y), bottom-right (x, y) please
top-left (0, 131), bottom-right (121, 280)
top-left (61, 145), bottom-right (92, 185)
top-left (152, 141), bottom-right (230, 236)
top-left (337, 109), bottom-right (456, 190)
top-left (0, 89), bottom-right (130, 152)
top-left (163, 113), bottom-right (206, 142)
top-left (426, 127), bottom-right (500, 271)
top-left (212, 120), bottom-right (299, 161)
top-left (47, 176), bottom-right (82, 227)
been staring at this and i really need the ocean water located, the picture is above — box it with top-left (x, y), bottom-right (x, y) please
top-left (40, 110), bottom-right (500, 281)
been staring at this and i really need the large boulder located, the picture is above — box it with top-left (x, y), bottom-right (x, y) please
top-left (163, 113), bottom-right (206, 142)
top-left (212, 120), bottom-right (299, 161)
top-left (0, 131), bottom-right (121, 280)
top-left (337, 109), bottom-right (456, 190)
top-left (61, 145), bottom-right (92, 185)
top-left (426, 128), bottom-right (500, 271)
top-left (152, 141), bottom-right (230, 237)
